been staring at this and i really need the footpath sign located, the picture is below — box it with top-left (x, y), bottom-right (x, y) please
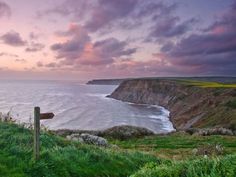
top-left (34, 107), bottom-right (54, 160)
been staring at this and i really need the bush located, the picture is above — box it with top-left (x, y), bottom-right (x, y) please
top-left (225, 100), bottom-right (236, 109)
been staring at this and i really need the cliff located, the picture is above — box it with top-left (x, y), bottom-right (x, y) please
top-left (87, 77), bottom-right (236, 85)
top-left (87, 79), bottom-right (126, 85)
top-left (108, 79), bottom-right (236, 130)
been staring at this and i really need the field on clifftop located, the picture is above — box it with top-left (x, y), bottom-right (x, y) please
top-left (0, 121), bottom-right (236, 177)
top-left (177, 79), bottom-right (236, 88)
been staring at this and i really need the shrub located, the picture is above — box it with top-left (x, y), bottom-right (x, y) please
top-left (225, 99), bottom-right (236, 109)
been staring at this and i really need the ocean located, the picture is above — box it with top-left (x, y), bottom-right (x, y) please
top-left (0, 80), bottom-right (175, 133)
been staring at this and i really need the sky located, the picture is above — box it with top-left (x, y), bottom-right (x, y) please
top-left (0, 0), bottom-right (235, 80)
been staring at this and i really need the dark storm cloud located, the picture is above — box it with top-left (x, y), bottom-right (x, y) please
top-left (0, 1), bottom-right (11, 18)
top-left (0, 31), bottom-right (27, 47)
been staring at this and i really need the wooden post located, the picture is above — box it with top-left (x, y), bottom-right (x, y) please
top-left (34, 107), bottom-right (40, 160)
top-left (33, 107), bottom-right (54, 161)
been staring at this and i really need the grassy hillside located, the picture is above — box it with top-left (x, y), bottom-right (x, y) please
top-left (110, 132), bottom-right (236, 160)
top-left (0, 121), bottom-right (157, 177)
top-left (0, 121), bottom-right (236, 177)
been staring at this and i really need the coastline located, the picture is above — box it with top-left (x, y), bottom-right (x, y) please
top-left (107, 95), bottom-right (176, 132)
top-left (107, 78), bottom-right (236, 130)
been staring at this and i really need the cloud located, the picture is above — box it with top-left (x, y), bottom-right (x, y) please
top-left (148, 17), bottom-right (197, 40)
top-left (45, 62), bottom-right (58, 68)
top-left (15, 59), bottom-right (27, 63)
top-left (29, 32), bottom-right (40, 40)
top-left (0, 1), bottom-right (11, 18)
top-left (156, 1), bottom-right (236, 75)
top-left (39, 0), bottom-right (92, 18)
top-left (161, 1), bottom-right (236, 57)
top-left (79, 38), bottom-right (136, 65)
top-left (25, 42), bottom-right (45, 52)
top-left (0, 31), bottom-right (27, 47)
top-left (42, 0), bottom-right (183, 34)
top-left (85, 0), bottom-right (139, 32)
top-left (51, 24), bottom-right (136, 66)
top-left (36, 61), bottom-right (44, 67)
top-left (0, 52), bottom-right (18, 57)
top-left (51, 24), bottom-right (90, 62)
top-left (35, 0), bottom-right (236, 77)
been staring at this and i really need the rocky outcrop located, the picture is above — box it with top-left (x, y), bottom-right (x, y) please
top-left (66, 133), bottom-right (109, 147)
top-left (54, 125), bottom-right (154, 139)
top-left (99, 125), bottom-right (154, 140)
top-left (108, 79), bottom-right (236, 130)
top-left (186, 128), bottom-right (235, 136)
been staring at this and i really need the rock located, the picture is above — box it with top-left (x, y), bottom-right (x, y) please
top-left (192, 127), bottom-right (234, 136)
top-left (233, 130), bottom-right (236, 135)
top-left (66, 133), bottom-right (108, 147)
top-left (193, 143), bottom-right (224, 156)
top-left (100, 125), bottom-right (154, 140)
top-left (80, 133), bottom-right (108, 147)
top-left (55, 125), bottom-right (155, 140)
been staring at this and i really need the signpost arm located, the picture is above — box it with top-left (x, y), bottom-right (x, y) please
top-left (34, 107), bottom-right (40, 160)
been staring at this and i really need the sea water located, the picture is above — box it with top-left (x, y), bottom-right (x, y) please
top-left (0, 80), bottom-right (175, 133)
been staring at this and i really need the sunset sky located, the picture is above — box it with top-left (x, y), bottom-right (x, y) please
top-left (0, 0), bottom-right (235, 80)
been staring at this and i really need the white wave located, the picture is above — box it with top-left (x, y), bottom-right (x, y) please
top-left (86, 93), bottom-right (108, 98)
top-left (45, 93), bottom-right (72, 97)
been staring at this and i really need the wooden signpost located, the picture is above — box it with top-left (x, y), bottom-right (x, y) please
top-left (34, 107), bottom-right (54, 160)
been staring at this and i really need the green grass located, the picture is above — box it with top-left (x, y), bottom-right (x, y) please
top-left (0, 121), bottom-right (158, 177)
top-left (176, 79), bottom-right (236, 88)
top-left (110, 132), bottom-right (236, 159)
top-left (131, 155), bottom-right (236, 177)
top-left (1, 121), bottom-right (236, 177)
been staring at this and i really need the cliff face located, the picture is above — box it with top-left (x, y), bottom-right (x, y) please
top-left (108, 79), bottom-right (236, 130)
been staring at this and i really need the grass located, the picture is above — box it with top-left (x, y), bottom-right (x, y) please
top-left (176, 79), bottom-right (236, 88)
top-left (110, 132), bottom-right (236, 160)
top-left (0, 121), bottom-right (236, 177)
top-left (0, 121), bottom-right (158, 177)
top-left (131, 155), bottom-right (236, 177)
